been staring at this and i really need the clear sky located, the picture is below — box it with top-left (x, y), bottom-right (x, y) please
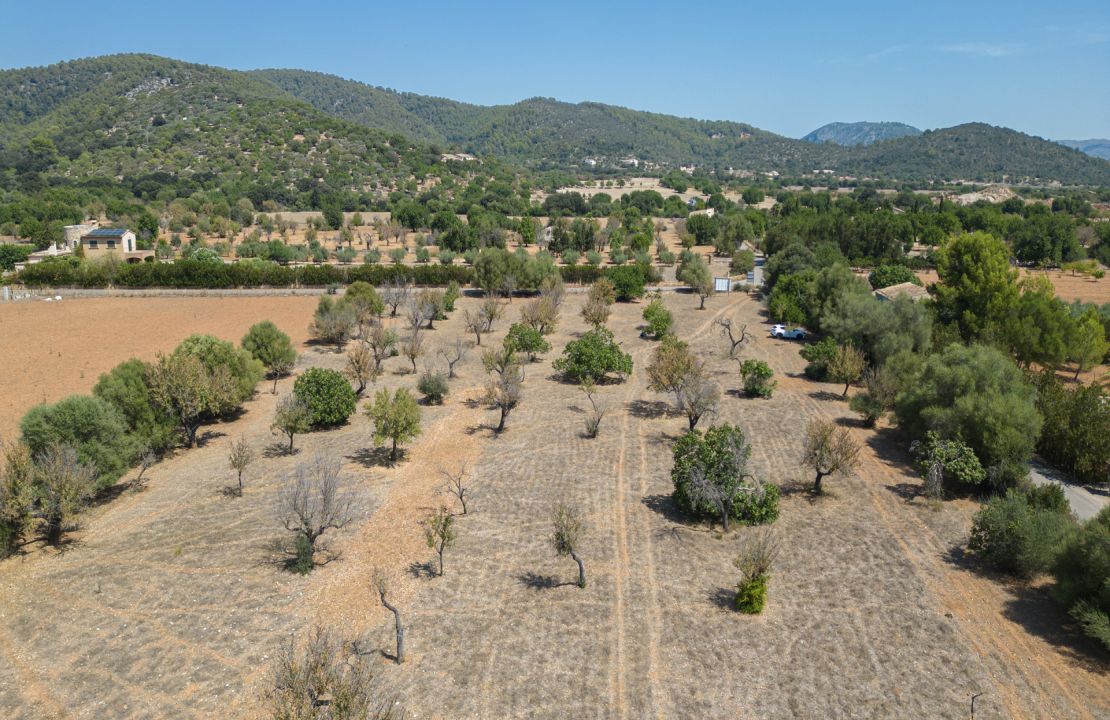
top-left (2, 0), bottom-right (1107, 140)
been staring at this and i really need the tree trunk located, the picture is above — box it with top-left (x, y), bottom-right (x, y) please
top-left (437, 548), bottom-right (445, 576)
top-left (496, 407), bottom-right (507, 433)
top-left (185, 422), bottom-right (199, 448)
top-left (842, 382), bottom-right (850, 398)
top-left (699, 294), bottom-right (706, 310)
top-left (814, 471), bottom-right (827, 494)
top-left (272, 375), bottom-right (279, 394)
top-left (45, 513), bottom-right (63, 546)
top-left (571, 550), bottom-right (586, 588)
top-left (391, 438), bottom-right (398, 461)
top-left (688, 413), bottom-right (698, 430)
top-left (288, 434), bottom-right (295, 455)
top-left (237, 472), bottom-right (243, 496)
top-left (1074, 364), bottom-right (1082, 381)
top-left (381, 595), bottom-right (405, 664)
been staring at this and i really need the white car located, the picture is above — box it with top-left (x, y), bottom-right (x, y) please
top-left (770, 324), bottom-right (807, 340)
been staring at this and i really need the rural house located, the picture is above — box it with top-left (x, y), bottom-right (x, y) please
top-left (874, 281), bottom-right (930, 302)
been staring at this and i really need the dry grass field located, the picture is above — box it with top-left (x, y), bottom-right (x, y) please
top-left (916, 268), bottom-right (1110, 305)
top-left (0, 291), bottom-right (1107, 719)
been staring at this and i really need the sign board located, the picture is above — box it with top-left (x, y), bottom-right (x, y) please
top-left (746, 271), bottom-right (755, 282)
top-left (714, 277), bottom-right (731, 293)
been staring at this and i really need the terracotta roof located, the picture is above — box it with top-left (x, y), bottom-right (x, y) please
top-left (874, 282), bottom-right (930, 302)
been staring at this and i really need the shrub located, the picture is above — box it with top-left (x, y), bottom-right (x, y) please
top-left (968, 488), bottom-right (1077, 576)
top-left (438, 249), bottom-right (456, 265)
top-left (364, 248), bottom-right (382, 264)
top-left (799, 337), bottom-right (837, 380)
top-left (20, 395), bottom-right (136, 489)
top-left (92, 359), bottom-right (177, 453)
top-left (562, 249), bottom-right (580, 266)
top-left (740, 359), bottom-right (776, 398)
top-left (553, 328), bottom-right (632, 383)
top-left (734, 530), bottom-right (777, 613)
top-left (585, 251), bottom-right (603, 267)
top-left (657, 249), bottom-right (676, 266)
top-left (1052, 507), bottom-right (1110, 650)
top-left (671, 424), bottom-right (778, 529)
top-left (1033, 372), bottom-right (1110, 486)
top-left (868, 264), bottom-right (920, 289)
top-left (735, 575), bottom-right (768, 614)
top-left (641, 297), bottom-right (673, 338)
top-left (730, 250), bottom-right (755, 276)
top-left (417, 370), bottom-right (449, 405)
top-left (293, 368), bottom-right (357, 428)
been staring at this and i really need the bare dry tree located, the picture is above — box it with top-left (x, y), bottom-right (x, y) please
top-left (551, 502), bottom-right (586, 588)
top-left (401, 329), bottom-right (424, 374)
top-left (581, 296), bottom-right (610, 329)
top-left (423, 506), bottom-right (456, 577)
top-left (716, 317), bottom-right (751, 358)
top-left (438, 337), bottom-right (470, 378)
top-left (483, 351), bottom-right (524, 433)
top-left (373, 570), bottom-right (405, 664)
top-left (366, 325), bottom-right (398, 372)
top-left (440, 462), bottom-right (470, 515)
top-left (520, 295), bottom-right (559, 335)
top-left (406, 300), bottom-right (428, 336)
top-left (464, 309), bottom-right (486, 346)
top-left (675, 373), bottom-right (721, 431)
top-left (801, 418), bottom-right (862, 493)
top-left (580, 379), bottom-right (605, 438)
top-left (479, 297), bottom-right (504, 332)
top-left (227, 437), bottom-right (254, 497)
top-left (381, 279), bottom-right (410, 317)
top-left (345, 343), bottom-right (379, 396)
top-left (132, 446), bottom-right (157, 491)
top-left (276, 454), bottom-right (355, 572)
top-left (268, 626), bottom-right (399, 718)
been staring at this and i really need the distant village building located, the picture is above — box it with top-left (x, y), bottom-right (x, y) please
top-left (874, 282), bottom-right (930, 303)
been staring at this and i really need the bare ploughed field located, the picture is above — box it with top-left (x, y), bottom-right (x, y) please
top-left (0, 296), bottom-right (319, 441)
top-left (0, 292), bottom-right (1106, 719)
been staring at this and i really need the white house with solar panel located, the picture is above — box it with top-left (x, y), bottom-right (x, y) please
top-left (63, 222), bottom-right (152, 262)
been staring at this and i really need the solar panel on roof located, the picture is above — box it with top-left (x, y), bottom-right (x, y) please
top-left (86, 228), bottom-right (127, 237)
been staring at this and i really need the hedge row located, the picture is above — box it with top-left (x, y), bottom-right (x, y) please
top-left (16, 258), bottom-right (649, 290)
top-left (17, 260), bottom-right (476, 289)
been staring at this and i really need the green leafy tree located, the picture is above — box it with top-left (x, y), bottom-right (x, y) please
top-left (1068, 308), bottom-right (1108, 380)
top-left (671, 424), bottom-right (779, 530)
top-left (641, 297), bottom-right (673, 338)
top-left (1001, 279), bottom-right (1075, 369)
top-left (147, 351), bottom-right (239, 448)
top-left (894, 344), bottom-right (1041, 488)
top-left (934, 231), bottom-right (1018, 339)
top-left (800, 419), bottom-right (861, 494)
top-left (242, 321), bottom-right (297, 391)
top-left (677, 255), bottom-right (714, 309)
top-left (827, 344), bottom-right (866, 398)
top-left (423, 506), bottom-right (456, 577)
top-left (1033, 372), bottom-right (1110, 486)
top-left (1052, 506), bottom-right (1110, 651)
top-left (553, 328), bottom-right (633, 383)
top-left (92, 359), bottom-right (177, 454)
top-left (20, 395), bottom-right (136, 489)
top-left (867, 265), bottom-right (920, 289)
top-left (970, 487), bottom-right (1076, 576)
top-left (174, 334), bottom-right (264, 407)
top-left (551, 502), bottom-right (587, 588)
top-left (730, 250), bottom-right (755, 276)
top-left (504, 323), bottom-right (551, 361)
top-left (367, 388), bottom-right (422, 461)
top-left (293, 368), bottom-right (357, 428)
top-left (272, 395), bottom-right (313, 454)
top-left (608, 265), bottom-right (646, 301)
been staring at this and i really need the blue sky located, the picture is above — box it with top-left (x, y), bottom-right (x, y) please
top-left (2, 0), bottom-right (1107, 139)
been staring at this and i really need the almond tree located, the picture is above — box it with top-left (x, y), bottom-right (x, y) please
top-left (33, 444), bottom-right (97, 545)
top-left (227, 436), bottom-right (254, 497)
top-left (551, 502), bottom-right (586, 588)
top-left (345, 343), bottom-right (379, 396)
top-left (276, 454), bottom-right (355, 573)
top-left (801, 418), bottom-right (861, 493)
top-left (828, 344), bottom-right (867, 398)
top-left (147, 352), bottom-right (238, 448)
top-left (423, 506), bottom-right (456, 576)
top-left (373, 571), bottom-right (405, 664)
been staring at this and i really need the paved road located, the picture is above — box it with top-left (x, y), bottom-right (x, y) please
top-left (1028, 457), bottom-right (1109, 521)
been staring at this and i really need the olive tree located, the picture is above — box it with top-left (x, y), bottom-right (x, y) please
top-left (367, 388), bottom-right (422, 462)
top-left (827, 344), bottom-right (866, 398)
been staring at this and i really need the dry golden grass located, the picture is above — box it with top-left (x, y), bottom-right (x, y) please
top-left (0, 292), bottom-right (1106, 719)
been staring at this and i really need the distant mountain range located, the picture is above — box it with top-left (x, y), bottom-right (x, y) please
top-left (801, 122), bottom-right (922, 147)
top-left (2, 55), bottom-right (1108, 187)
top-left (1057, 139), bottom-right (1110, 162)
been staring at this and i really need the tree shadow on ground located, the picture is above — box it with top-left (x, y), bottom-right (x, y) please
top-left (1001, 582), bottom-right (1110, 668)
top-left (88, 482), bottom-right (132, 510)
top-left (347, 447), bottom-right (401, 468)
top-left (885, 482), bottom-right (924, 504)
top-left (777, 479), bottom-right (824, 504)
top-left (834, 416), bottom-right (868, 429)
top-left (709, 586), bottom-right (737, 611)
top-left (517, 571), bottom-right (576, 590)
top-left (865, 426), bottom-right (919, 477)
top-left (808, 390), bottom-right (844, 403)
top-left (407, 560), bottom-right (437, 579)
top-left (196, 430), bottom-right (227, 447)
top-left (626, 399), bottom-right (673, 419)
top-left (263, 442), bottom-right (296, 459)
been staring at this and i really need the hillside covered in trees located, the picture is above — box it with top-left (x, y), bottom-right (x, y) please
top-left (254, 67), bottom-right (1110, 184)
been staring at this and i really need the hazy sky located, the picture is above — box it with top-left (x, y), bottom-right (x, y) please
top-left (3, 0), bottom-right (1107, 139)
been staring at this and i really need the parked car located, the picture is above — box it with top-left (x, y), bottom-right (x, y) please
top-left (770, 324), bottom-right (807, 340)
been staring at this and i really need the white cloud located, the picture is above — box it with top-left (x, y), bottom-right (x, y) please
top-left (940, 42), bottom-right (1023, 58)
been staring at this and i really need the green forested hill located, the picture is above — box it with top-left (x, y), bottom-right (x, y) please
top-left (0, 55), bottom-right (468, 207)
top-left (2, 55), bottom-right (1109, 189)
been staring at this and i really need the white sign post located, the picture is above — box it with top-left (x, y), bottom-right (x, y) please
top-left (714, 277), bottom-right (731, 293)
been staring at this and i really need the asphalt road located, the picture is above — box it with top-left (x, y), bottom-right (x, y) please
top-left (1028, 457), bottom-right (1109, 521)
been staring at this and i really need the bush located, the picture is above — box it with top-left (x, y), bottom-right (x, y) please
top-left (1034, 372), bottom-right (1110, 485)
top-left (417, 370), bottom-right (449, 405)
top-left (968, 488), bottom-right (1077, 576)
top-left (20, 395), bottom-right (136, 489)
top-left (553, 328), bottom-right (633, 383)
top-left (730, 250), bottom-right (755, 276)
top-left (671, 424), bottom-right (779, 527)
top-left (293, 368), bottom-right (357, 428)
top-left (641, 297), bottom-right (673, 338)
top-left (608, 264), bottom-right (646, 301)
top-left (242, 321), bottom-right (297, 377)
top-left (735, 575), bottom-right (768, 614)
top-left (799, 337), bottom-right (837, 380)
top-left (1053, 507), bottom-right (1110, 650)
top-left (92, 359), bottom-right (177, 453)
top-left (868, 264), bottom-right (921, 289)
top-left (740, 359), bottom-right (776, 398)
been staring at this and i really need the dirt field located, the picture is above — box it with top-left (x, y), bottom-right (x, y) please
top-left (916, 268), bottom-right (1110, 305)
top-left (0, 296), bottom-right (319, 442)
top-left (0, 292), bottom-right (1107, 719)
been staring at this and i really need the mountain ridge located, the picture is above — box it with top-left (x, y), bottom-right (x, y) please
top-left (801, 121), bottom-right (922, 146)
